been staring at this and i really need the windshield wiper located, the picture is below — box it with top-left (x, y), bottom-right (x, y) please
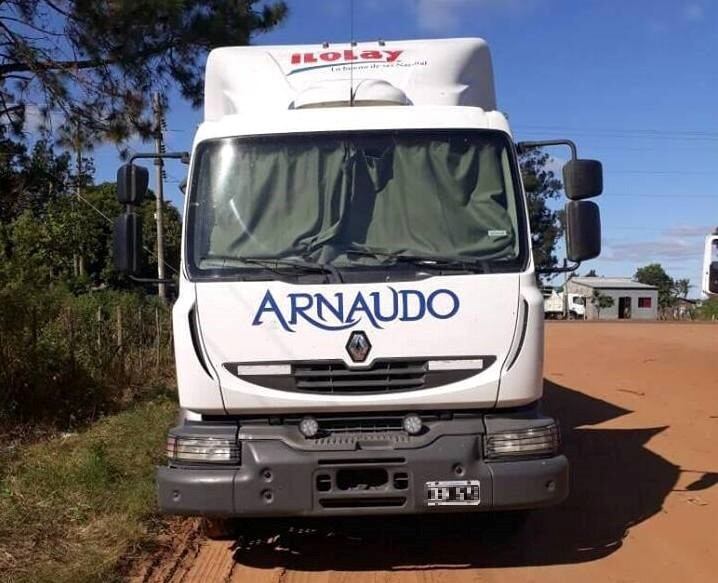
top-left (344, 246), bottom-right (488, 273)
top-left (202, 255), bottom-right (342, 281)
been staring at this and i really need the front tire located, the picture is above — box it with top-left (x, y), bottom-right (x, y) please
top-left (201, 517), bottom-right (236, 540)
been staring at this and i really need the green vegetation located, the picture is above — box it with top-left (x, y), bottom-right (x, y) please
top-left (634, 263), bottom-right (681, 311)
top-left (696, 297), bottom-right (718, 320)
top-left (0, 3), bottom-right (291, 580)
top-left (0, 141), bottom-right (179, 429)
top-left (0, 398), bottom-right (177, 583)
top-left (0, 140), bottom-right (182, 289)
top-left (0, 144), bottom-right (179, 581)
top-left (0, 286), bottom-right (174, 427)
top-left (519, 148), bottom-right (565, 274)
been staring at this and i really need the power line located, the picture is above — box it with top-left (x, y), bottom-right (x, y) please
top-left (76, 193), bottom-right (179, 275)
top-left (606, 226), bottom-right (705, 232)
top-left (75, 192), bottom-right (179, 275)
top-left (515, 124), bottom-right (718, 138)
top-left (603, 193), bottom-right (716, 198)
top-left (610, 169), bottom-right (717, 175)
top-left (519, 132), bottom-right (718, 143)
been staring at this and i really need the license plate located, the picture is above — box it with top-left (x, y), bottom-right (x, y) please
top-left (426, 480), bottom-right (481, 506)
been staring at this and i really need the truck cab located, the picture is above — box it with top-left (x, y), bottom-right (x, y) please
top-left (113, 38), bottom-right (602, 519)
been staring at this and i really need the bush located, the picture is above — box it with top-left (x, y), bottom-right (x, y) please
top-left (0, 285), bottom-right (174, 428)
top-left (696, 297), bottom-right (718, 320)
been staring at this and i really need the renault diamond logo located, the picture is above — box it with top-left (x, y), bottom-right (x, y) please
top-left (346, 331), bottom-right (371, 363)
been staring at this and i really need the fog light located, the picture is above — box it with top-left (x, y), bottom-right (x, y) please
top-left (166, 435), bottom-right (240, 464)
top-left (403, 413), bottom-right (423, 435)
top-left (299, 416), bottom-right (320, 438)
top-left (484, 424), bottom-right (560, 459)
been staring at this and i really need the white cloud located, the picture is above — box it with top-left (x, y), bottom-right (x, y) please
top-left (602, 225), bottom-right (710, 263)
top-left (650, 2), bottom-right (707, 33)
top-left (684, 3), bottom-right (705, 21)
top-left (663, 225), bottom-right (714, 238)
top-left (603, 239), bottom-right (702, 262)
top-left (414, 0), bottom-right (467, 33)
top-left (408, 0), bottom-right (534, 33)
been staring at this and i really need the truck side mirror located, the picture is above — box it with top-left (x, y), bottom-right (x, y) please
top-left (565, 200), bottom-right (601, 262)
top-left (117, 164), bottom-right (149, 205)
top-left (709, 262), bottom-right (718, 294)
top-left (113, 213), bottom-right (143, 275)
top-left (563, 159), bottom-right (603, 200)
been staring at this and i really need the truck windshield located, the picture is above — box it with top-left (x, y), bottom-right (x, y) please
top-left (187, 130), bottom-right (526, 278)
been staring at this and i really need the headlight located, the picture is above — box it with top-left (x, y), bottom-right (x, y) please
top-left (484, 424), bottom-right (560, 459)
top-left (166, 435), bottom-right (240, 464)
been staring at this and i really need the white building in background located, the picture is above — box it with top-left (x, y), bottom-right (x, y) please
top-left (566, 277), bottom-right (658, 320)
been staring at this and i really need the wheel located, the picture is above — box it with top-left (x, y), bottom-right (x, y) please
top-left (201, 516), bottom-right (237, 540)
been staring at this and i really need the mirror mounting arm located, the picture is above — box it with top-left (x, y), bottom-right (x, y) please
top-left (536, 260), bottom-right (581, 275)
top-left (516, 139), bottom-right (577, 160)
top-left (129, 151), bottom-right (190, 165)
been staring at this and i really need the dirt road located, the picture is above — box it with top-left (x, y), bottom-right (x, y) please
top-left (141, 323), bottom-right (718, 583)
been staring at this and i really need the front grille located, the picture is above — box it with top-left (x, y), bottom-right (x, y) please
top-left (226, 357), bottom-right (494, 394)
top-left (292, 360), bottom-right (427, 394)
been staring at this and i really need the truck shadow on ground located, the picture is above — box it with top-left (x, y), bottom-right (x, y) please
top-left (228, 380), bottom-right (712, 570)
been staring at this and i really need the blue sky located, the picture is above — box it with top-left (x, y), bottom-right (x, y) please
top-left (92, 0), bottom-right (718, 292)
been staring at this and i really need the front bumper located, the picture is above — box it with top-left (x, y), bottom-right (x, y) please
top-left (157, 413), bottom-right (568, 517)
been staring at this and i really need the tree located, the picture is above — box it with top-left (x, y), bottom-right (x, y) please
top-left (519, 148), bottom-right (563, 273)
top-left (590, 289), bottom-right (614, 319)
top-left (634, 263), bottom-right (675, 311)
top-left (0, 137), bottom-right (74, 223)
top-left (674, 278), bottom-right (691, 299)
top-left (0, 1), bottom-right (288, 144)
top-left (3, 181), bottom-right (182, 290)
top-left (584, 269), bottom-right (599, 277)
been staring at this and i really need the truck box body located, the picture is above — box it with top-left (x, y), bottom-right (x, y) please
top-left (158, 38), bottom-right (569, 518)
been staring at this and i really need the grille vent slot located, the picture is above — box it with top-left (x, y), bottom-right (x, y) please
top-left (293, 360), bottom-right (427, 394)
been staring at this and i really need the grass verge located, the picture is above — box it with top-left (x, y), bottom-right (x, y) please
top-left (0, 397), bottom-right (177, 583)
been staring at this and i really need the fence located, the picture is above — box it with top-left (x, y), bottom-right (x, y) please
top-left (0, 287), bottom-right (174, 427)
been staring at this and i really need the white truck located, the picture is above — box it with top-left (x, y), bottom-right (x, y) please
top-left (543, 290), bottom-right (586, 319)
top-left (113, 38), bottom-right (602, 524)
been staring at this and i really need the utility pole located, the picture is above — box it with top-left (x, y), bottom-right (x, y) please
top-left (562, 260), bottom-right (569, 319)
top-left (74, 119), bottom-right (85, 277)
top-left (153, 92), bottom-right (167, 302)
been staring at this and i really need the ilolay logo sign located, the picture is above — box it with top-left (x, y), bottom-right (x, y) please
top-left (252, 287), bottom-right (460, 333)
top-left (288, 49), bottom-right (404, 74)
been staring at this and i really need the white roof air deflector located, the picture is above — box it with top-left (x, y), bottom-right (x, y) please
top-left (204, 38), bottom-right (496, 121)
top-left (293, 79), bottom-right (410, 109)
